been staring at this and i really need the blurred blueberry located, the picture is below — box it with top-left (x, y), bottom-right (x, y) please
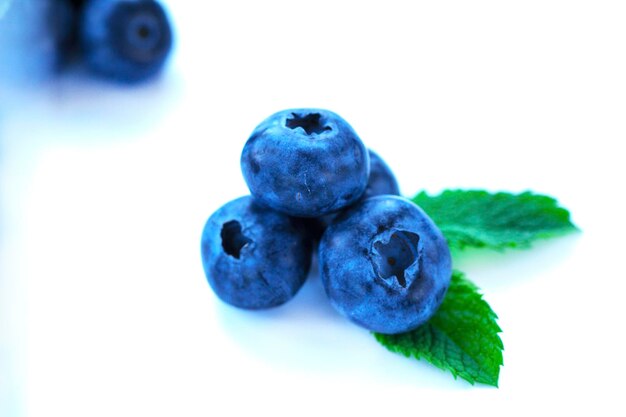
top-left (201, 196), bottom-right (313, 309)
top-left (0, 0), bottom-right (60, 81)
top-left (319, 195), bottom-right (452, 334)
top-left (241, 109), bottom-right (370, 217)
top-left (79, 0), bottom-right (172, 83)
top-left (48, 0), bottom-right (82, 68)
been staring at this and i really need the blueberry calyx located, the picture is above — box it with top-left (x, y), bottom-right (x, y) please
top-left (220, 220), bottom-right (252, 259)
top-left (285, 112), bottom-right (332, 135)
top-left (370, 229), bottom-right (421, 289)
top-left (81, 0), bottom-right (173, 83)
top-left (125, 12), bottom-right (163, 60)
top-left (109, 2), bottom-right (171, 64)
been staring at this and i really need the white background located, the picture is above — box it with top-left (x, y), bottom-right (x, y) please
top-left (2, 1), bottom-right (626, 416)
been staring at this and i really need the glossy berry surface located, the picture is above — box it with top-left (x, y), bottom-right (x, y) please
top-left (241, 109), bottom-right (370, 217)
top-left (80, 0), bottom-right (172, 82)
top-left (201, 196), bottom-right (313, 309)
top-left (319, 195), bottom-right (452, 334)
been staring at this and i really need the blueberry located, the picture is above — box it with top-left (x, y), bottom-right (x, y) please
top-left (363, 149), bottom-right (400, 198)
top-left (48, 0), bottom-right (82, 68)
top-left (309, 149), bottom-right (400, 240)
top-left (241, 109), bottom-right (370, 217)
top-left (319, 195), bottom-right (452, 334)
top-left (79, 0), bottom-right (172, 83)
top-left (201, 196), bottom-right (313, 309)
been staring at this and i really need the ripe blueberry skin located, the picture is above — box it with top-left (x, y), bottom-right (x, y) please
top-left (309, 149), bottom-right (400, 240)
top-left (241, 109), bottom-right (370, 217)
top-left (363, 149), bottom-right (400, 198)
top-left (319, 195), bottom-right (452, 334)
top-left (80, 0), bottom-right (173, 83)
top-left (201, 196), bottom-right (313, 309)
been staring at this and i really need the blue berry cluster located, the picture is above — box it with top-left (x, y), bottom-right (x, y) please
top-left (201, 109), bottom-right (452, 334)
top-left (50, 0), bottom-right (173, 82)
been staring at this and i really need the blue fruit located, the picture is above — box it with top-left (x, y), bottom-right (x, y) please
top-left (363, 149), bottom-right (400, 198)
top-left (309, 149), bottom-right (400, 240)
top-left (49, 0), bottom-right (81, 69)
top-left (241, 109), bottom-right (370, 217)
top-left (79, 0), bottom-right (172, 83)
top-left (201, 196), bottom-right (313, 309)
top-left (319, 195), bottom-right (452, 334)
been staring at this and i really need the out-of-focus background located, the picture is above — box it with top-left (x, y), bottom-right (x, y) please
top-left (1, 1), bottom-right (625, 416)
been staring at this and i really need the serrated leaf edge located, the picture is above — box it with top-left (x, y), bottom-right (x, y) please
top-left (374, 271), bottom-right (503, 387)
top-left (413, 189), bottom-right (579, 251)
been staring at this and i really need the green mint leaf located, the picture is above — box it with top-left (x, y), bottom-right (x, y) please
top-left (374, 271), bottom-right (503, 387)
top-left (412, 189), bottom-right (578, 250)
